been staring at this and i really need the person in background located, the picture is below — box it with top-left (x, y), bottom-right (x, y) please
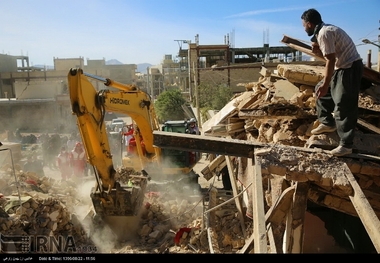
top-left (301, 8), bottom-right (363, 156)
top-left (123, 124), bottom-right (134, 149)
top-left (187, 118), bottom-right (199, 135)
top-left (57, 146), bottom-right (71, 181)
top-left (114, 124), bottom-right (121, 133)
top-left (70, 142), bottom-right (87, 178)
top-left (219, 165), bottom-right (232, 191)
top-left (66, 133), bottom-right (76, 154)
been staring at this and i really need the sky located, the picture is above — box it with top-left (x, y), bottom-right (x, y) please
top-left (0, 0), bottom-right (379, 67)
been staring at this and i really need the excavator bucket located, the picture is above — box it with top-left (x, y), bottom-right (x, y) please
top-left (90, 184), bottom-right (145, 216)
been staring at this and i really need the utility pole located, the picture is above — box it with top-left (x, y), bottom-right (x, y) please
top-left (184, 40), bottom-right (192, 102)
top-left (362, 38), bottom-right (380, 72)
top-left (193, 61), bottom-right (201, 128)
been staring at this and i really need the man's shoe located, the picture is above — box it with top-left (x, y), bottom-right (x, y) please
top-left (311, 124), bottom-right (337, 135)
top-left (330, 146), bottom-right (352, 156)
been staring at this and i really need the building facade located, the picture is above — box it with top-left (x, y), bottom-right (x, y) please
top-left (0, 56), bottom-right (137, 133)
top-left (0, 40), bottom-right (302, 133)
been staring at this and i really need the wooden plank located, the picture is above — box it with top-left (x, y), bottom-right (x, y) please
top-left (267, 224), bottom-right (277, 253)
top-left (207, 187), bottom-right (219, 253)
top-left (225, 156), bottom-right (246, 237)
top-left (240, 181), bottom-right (295, 254)
top-left (153, 131), bottom-right (380, 162)
top-left (357, 118), bottom-right (380, 135)
top-left (252, 156), bottom-right (267, 253)
top-left (265, 185), bottom-right (296, 253)
top-left (289, 182), bottom-right (309, 253)
top-left (283, 207), bottom-right (293, 253)
top-left (343, 163), bottom-right (380, 252)
top-left (265, 186), bottom-right (296, 225)
top-left (200, 154), bottom-right (225, 180)
top-left (237, 156), bottom-right (267, 254)
top-left (238, 231), bottom-right (255, 254)
top-left (202, 92), bottom-right (252, 133)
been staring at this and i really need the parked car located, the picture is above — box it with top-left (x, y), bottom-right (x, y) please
top-left (109, 118), bottom-right (125, 131)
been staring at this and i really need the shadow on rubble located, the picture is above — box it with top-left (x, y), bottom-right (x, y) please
top-left (306, 202), bottom-right (376, 253)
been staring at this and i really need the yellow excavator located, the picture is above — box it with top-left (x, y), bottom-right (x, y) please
top-left (67, 68), bottom-right (200, 221)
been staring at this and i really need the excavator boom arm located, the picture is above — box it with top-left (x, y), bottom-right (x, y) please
top-left (67, 68), bottom-right (199, 218)
top-left (68, 68), bottom-right (157, 216)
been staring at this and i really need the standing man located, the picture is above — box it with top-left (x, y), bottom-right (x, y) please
top-left (57, 146), bottom-right (71, 181)
top-left (301, 8), bottom-right (363, 156)
top-left (187, 118), bottom-right (200, 135)
top-left (70, 142), bottom-right (87, 178)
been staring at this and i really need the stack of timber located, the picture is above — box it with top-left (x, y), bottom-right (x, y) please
top-left (153, 37), bottom-right (380, 252)
top-left (198, 56), bottom-right (380, 252)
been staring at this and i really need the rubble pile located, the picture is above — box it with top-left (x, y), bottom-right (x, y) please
top-left (207, 64), bottom-right (380, 152)
top-left (0, 153), bottom-right (249, 254)
top-left (111, 188), bottom-right (251, 254)
top-left (198, 63), bottom-right (380, 253)
top-left (0, 172), bottom-right (92, 252)
top-left (1, 63), bottom-right (380, 253)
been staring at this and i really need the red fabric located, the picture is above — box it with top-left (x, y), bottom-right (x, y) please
top-left (127, 137), bottom-right (146, 155)
top-left (25, 179), bottom-right (38, 186)
top-left (123, 128), bottom-right (134, 136)
top-left (70, 147), bottom-right (86, 177)
top-left (174, 228), bottom-right (192, 245)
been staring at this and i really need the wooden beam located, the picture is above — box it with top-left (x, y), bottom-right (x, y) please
top-left (343, 163), bottom-right (380, 252)
top-left (265, 186), bottom-right (296, 225)
top-left (239, 184), bottom-right (296, 254)
top-left (289, 182), bottom-right (309, 253)
top-left (357, 118), bottom-right (380, 135)
top-left (267, 224), bottom-right (277, 253)
top-left (252, 156), bottom-right (267, 253)
top-left (225, 155), bottom-right (246, 237)
top-left (265, 185), bottom-right (296, 254)
top-left (200, 154), bottom-right (225, 180)
top-left (153, 131), bottom-right (326, 157)
top-left (153, 131), bottom-right (380, 163)
top-left (237, 155), bottom-right (268, 254)
top-left (153, 131), bottom-right (264, 158)
top-left (207, 187), bottom-right (219, 253)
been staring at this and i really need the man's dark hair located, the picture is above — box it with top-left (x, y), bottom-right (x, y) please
top-left (301, 8), bottom-right (323, 25)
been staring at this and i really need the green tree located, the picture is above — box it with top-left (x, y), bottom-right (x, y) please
top-left (196, 83), bottom-right (232, 110)
top-left (195, 83), bottom-right (233, 120)
top-left (154, 88), bottom-right (187, 122)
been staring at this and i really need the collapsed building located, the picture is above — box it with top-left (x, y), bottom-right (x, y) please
top-left (153, 39), bottom-right (380, 253)
top-left (1, 37), bottom-right (380, 253)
